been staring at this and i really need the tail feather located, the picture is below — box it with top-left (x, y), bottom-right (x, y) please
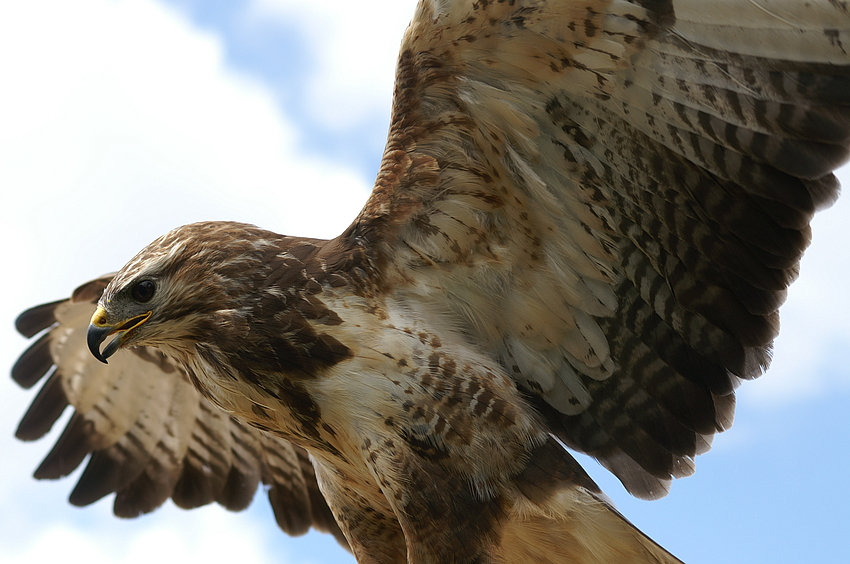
top-left (498, 488), bottom-right (682, 564)
top-left (494, 436), bottom-right (683, 564)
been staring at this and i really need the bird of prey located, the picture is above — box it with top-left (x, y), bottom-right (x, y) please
top-left (12, 1), bottom-right (850, 563)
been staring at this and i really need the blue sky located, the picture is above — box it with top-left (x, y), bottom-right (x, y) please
top-left (1, 1), bottom-right (848, 563)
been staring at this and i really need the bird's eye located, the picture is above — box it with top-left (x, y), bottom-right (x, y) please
top-left (131, 280), bottom-right (156, 303)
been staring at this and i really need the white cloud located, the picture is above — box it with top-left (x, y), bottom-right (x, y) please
top-left (2, 507), bottom-right (275, 564)
top-left (249, 0), bottom-right (417, 130)
top-left (0, 1), bottom-right (366, 563)
top-left (0, 0), bottom-right (372, 287)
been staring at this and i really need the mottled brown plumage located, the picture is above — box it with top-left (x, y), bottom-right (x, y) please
top-left (12, 1), bottom-right (850, 563)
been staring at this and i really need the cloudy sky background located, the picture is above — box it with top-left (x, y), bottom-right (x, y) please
top-left (1, 1), bottom-right (848, 563)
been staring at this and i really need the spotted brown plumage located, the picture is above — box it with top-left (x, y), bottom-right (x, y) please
top-left (11, 1), bottom-right (850, 563)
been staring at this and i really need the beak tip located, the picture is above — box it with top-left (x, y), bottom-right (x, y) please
top-left (86, 309), bottom-right (151, 363)
top-left (87, 323), bottom-right (113, 364)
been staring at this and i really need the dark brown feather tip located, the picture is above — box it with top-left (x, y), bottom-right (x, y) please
top-left (14, 299), bottom-right (62, 338)
top-left (15, 371), bottom-right (69, 441)
top-left (11, 332), bottom-right (54, 389)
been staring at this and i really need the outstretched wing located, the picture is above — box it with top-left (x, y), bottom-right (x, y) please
top-left (13, 276), bottom-right (347, 549)
top-left (344, 0), bottom-right (850, 498)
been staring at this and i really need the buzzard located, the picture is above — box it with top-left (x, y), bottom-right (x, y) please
top-left (12, 1), bottom-right (850, 563)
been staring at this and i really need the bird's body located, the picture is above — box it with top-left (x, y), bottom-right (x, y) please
top-left (12, 0), bottom-right (850, 563)
top-left (95, 221), bottom-right (676, 564)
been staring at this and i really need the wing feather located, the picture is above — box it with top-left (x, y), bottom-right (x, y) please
top-left (15, 371), bottom-right (69, 441)
top-left (12, 278), bottom-right (348, 548)
top-left (342, 0), bottom-right (850, 498)
top-left (172, 396), bottom-right (240, 509)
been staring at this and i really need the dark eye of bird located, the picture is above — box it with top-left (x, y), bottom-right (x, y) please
top-left (131, 280), bottom-right (156, 303)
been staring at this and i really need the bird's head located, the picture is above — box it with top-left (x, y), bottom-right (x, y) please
top-left (86, 221), bottom-right (285, 363)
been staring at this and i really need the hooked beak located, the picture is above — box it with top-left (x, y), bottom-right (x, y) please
top-left (87, 306), bottom-right (151, 363)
